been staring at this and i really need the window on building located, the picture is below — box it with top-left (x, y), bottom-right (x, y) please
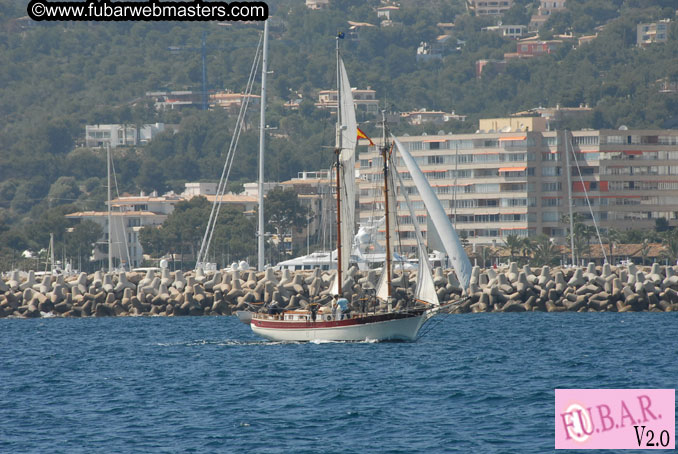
top-left (542, 166), bottom-right (561, 176)
top-left (573, 136), bottom-right (599, 146)
top-left (542, 182), bottom-right (562, 192)
top-left (542, 211), bottom-right (559, 222)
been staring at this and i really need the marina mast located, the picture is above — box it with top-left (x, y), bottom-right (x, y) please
top-left (334, 35), bottom-right (343, 293)
top-left (257, 20), bottom-right (269, 271)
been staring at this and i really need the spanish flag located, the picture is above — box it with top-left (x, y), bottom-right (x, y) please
top-left (357, 127), bottom-right (375, 146)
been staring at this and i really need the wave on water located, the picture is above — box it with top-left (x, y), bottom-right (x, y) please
top-left (154, 338), bottom-right (391, 347)
top-left (153, 339), bottom-right (308, 347)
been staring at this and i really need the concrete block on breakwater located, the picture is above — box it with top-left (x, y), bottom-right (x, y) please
top-left (2, 262), bottom-right (678, 318)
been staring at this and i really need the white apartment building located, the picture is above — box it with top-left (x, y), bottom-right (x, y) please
top-left (358, 120), bottom-right (678, 252)
top-left (467, 0), bottom-right (514, 16)
top-left (482, 24), bottom-right (528, 39)
top-left (316, 88), bottom-right (379, 117)
top-left (530, 0), bottom-right (567, 30)
top-left (85, 123), bottom-right (168, 148)
top-left (637, 20), bottom-right (670, 47)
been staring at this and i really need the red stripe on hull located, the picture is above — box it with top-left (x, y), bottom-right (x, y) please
top-left (251, 311), bottom-right (423, 330)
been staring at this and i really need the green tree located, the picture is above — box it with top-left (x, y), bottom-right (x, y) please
top-left (502, 2), bottom-right (531, 25)
top-left (502, 234), bottom-right (524, 263)
top-left (139, 196), bottom-right (256, 267)
top-left (265, 188), bottom-right (307, 239)
top-left (47, 176), bottom-right (81, 208)
top-left (65, 220), bottom-right (102, 271)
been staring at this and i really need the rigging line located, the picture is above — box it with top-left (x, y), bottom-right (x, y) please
top-left (198, 32), bottom-right (263, 265)
top-left (198, 33), bottom-right (263, 265)
top-left (416, 296), bottom-right (470, 340)
top-left (567, 132), bottom-right (607, 263)
top-left (196, 32), bottom-right (263, 266)
top-left (110, 154), bottom-right (133, 270)
top-left (389, 161), bottom-right (406, 269)
top-left (206, 48), bottom-right (261, 260)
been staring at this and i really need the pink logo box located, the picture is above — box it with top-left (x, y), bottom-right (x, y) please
top-left (555, 389), bottom-right (675, 449)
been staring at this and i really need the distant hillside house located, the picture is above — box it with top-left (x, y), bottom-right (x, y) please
top-left (505, 39), bottom-right (561, 59)
top-left (377, 5), bottom-right (399, 26)
top-left (482, 25), bottom-right (527, 39)
top-left (479, 116), bottom-right (547, 133)
top-left (577, 33), bottom-right (598, 47)
top-left (347, 20), bottom-right (376, 41)
top-left (511, 105), bottom-right (592, 130)
top-left (475, 59), bottom-right (507, 78)
top-left (657, 78), bottom-right (678, 94)
top-left (637, 20), bottom-right (670, 47)
top-left (467, 0), bottom-right (513, 16)
top-left (305, 0), bottom-right (329, 9)
top-left (85, 123), bottom-right (169, 148)
top-left (401, 109), bottom-right (467, 125)
top-left (417, 35), bottom-right (460, 63)
top-left (146, 90), bottom-right (202, 110)
top-left (316, 88), bottom-right (379, 117)
top-left (530, 0), bottom-right (567, 31)
top-left (210, 91), bottom-right (261, 112)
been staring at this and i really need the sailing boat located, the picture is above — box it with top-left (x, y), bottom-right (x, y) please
top-left (248, 39), bottom-right (472, 342)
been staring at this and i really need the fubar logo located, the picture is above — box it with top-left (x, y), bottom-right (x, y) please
top-left (555, 389), bottom-right (675, 449)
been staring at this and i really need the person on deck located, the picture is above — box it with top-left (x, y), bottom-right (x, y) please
top-left (336, 295), bottom-right (350, 320)
top-left (309, 301), bottom-right (319, 322)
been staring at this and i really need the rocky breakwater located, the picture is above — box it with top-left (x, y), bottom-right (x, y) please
top-left (1, 262), bottom-right (677, 318)
top-left (0, 265), bottom-right (463, 319)
top-left (460, 262), bottom-right (678, 314)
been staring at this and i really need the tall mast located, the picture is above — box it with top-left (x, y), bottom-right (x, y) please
top-left (50, 233), bottom-right (55, 274)
top-left (381, 112), bottom-right (393, 299)
top-left (334, 35), bottom-right (343, 293)
top-left (564, 130), bottom-right (576, 266)
top-left (257, 20), bottom-right (269, 271)
top-left (107, 143), bottom-right (113, 272)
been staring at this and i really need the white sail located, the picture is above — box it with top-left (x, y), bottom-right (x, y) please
top-left (426, 215), bottom-right (445, 254)
top-left (329, 271), bottom-right (339, 296)
top-left (385, 166), bottom-right (398, 269)
top-left (392, 135), bottom-right (472, 289)
top-left (415, 242), bottom-right (439, 305)
top-left (375, 268), bottom-right (389, 301)
top-left (375, 153), bottom-right (398, 302)
top-left (392, 159), bottom-right (439, 306)
top-left (337, 56), bottom-right (357, 280)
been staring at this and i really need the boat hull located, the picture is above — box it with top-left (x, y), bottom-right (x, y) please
top-left (250, 311), bottom-right (430, 342)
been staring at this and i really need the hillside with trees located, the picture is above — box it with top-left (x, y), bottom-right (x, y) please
top-left (0, 0), bottom-right (677, 268)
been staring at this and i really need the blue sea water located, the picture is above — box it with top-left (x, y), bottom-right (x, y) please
top-left (1, 313), bottom-right (676, 454)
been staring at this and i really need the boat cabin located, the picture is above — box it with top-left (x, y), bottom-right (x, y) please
top-left (254, 310), bottom-right (337, 322)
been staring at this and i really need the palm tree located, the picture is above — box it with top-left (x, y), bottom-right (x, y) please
top-left (520, 236), bottom-right (532, 263)
top-left (532, 235), bottom-right (559, 266)
top-left (661, 230), bottom-right (678, 265)
top-left (561, 213), bottom-right (587, 265)
top-left (640, 238), bottom-right (651, 266)
top-left (604, 228), bottom-right (622, 265)
top-left (502, 234), bottom-right (523, 263)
